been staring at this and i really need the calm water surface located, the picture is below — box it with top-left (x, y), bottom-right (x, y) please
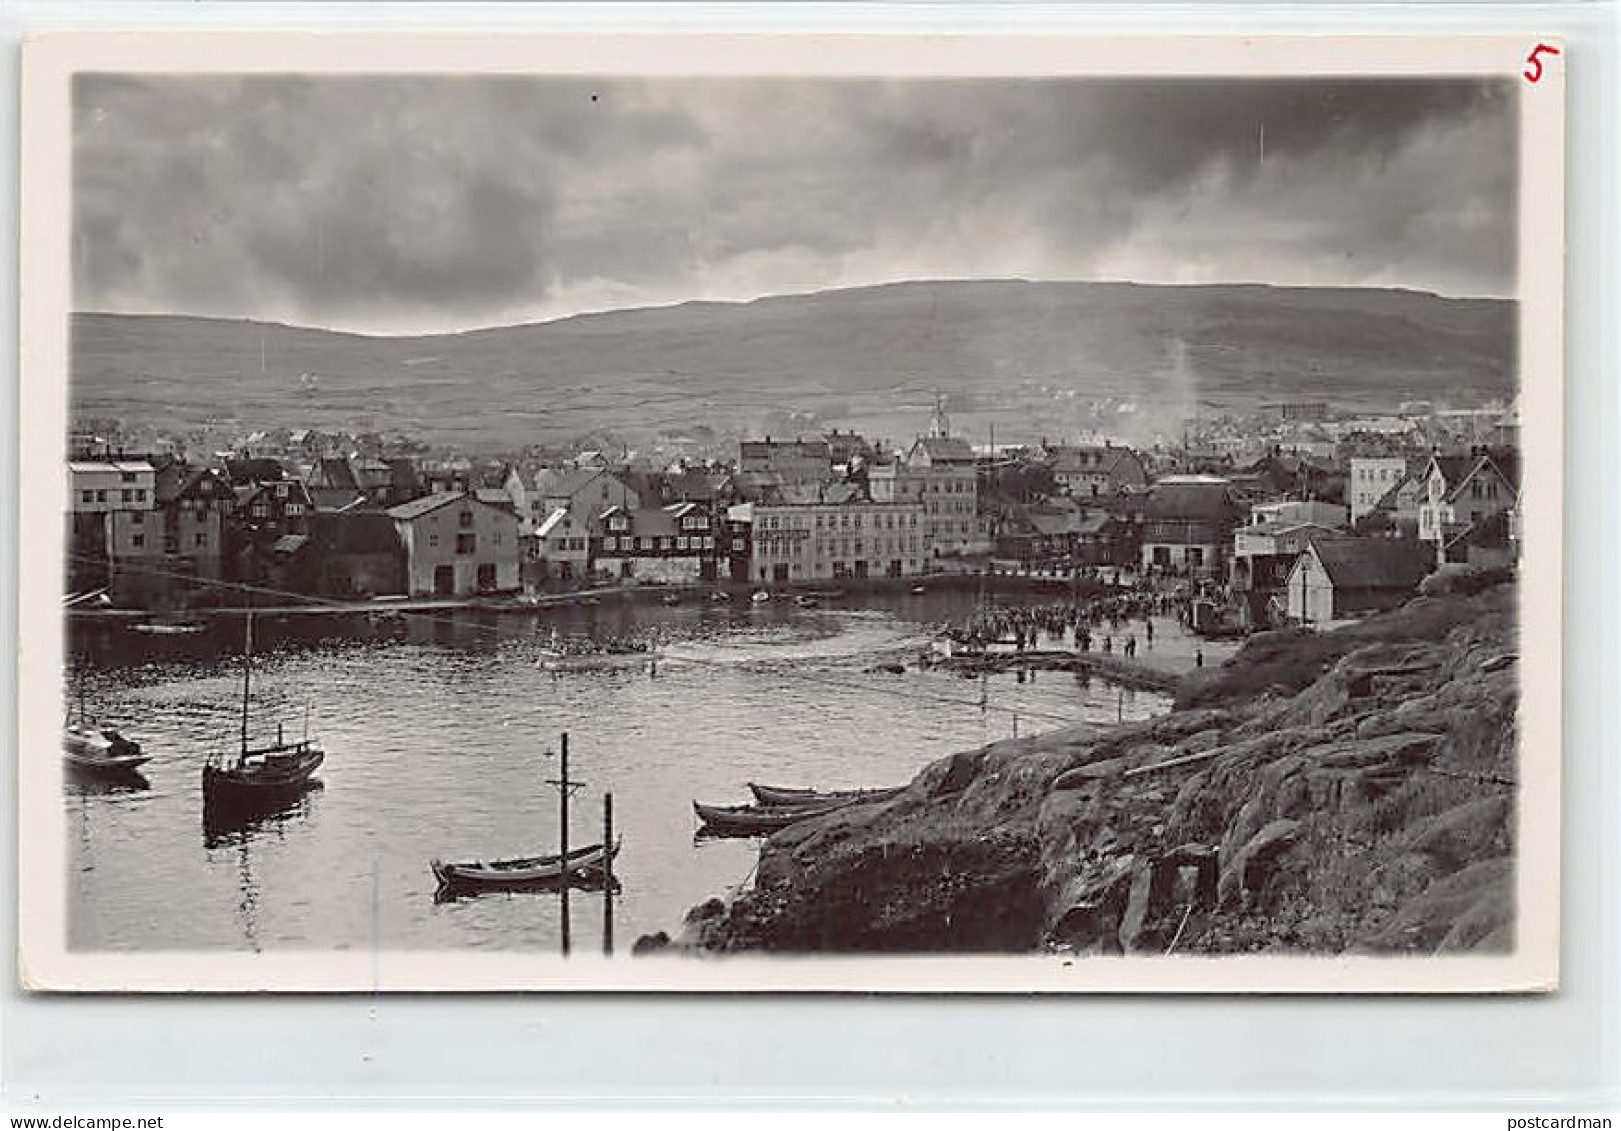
top-left (65, 593), bottom-right (1169, 953)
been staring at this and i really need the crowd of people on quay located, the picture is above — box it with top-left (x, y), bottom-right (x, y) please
top-left (943, 581), bottom-right (1230, 667)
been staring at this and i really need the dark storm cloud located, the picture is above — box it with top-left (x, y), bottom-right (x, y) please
top-left (72, 74), bottom-right (1516, 332)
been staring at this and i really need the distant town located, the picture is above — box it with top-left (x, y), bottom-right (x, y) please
top-left (65, 392), bottom-right (1521, 628)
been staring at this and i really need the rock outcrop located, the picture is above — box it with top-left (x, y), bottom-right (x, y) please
top-left (678, 584), bottom-right (1520, 957)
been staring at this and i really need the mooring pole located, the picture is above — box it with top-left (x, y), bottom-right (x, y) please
top-left (559, 731), bottom-right (571, 956)
top-left (602, 791), bottom-right (615, 957)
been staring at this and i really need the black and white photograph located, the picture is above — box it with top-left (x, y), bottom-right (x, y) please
top-left (18, 33), bottom-right (1563, 991)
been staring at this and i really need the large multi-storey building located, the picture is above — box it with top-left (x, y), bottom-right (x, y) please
top-left (746, 483), bottom-right (927, 584)
top-left (66, 457), bottom-right (161, 598)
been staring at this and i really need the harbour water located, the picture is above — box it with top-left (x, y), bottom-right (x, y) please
top-left (64, 592), bottom-right (1172, 953)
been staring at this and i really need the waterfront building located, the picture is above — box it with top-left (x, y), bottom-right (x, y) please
top-left (269, 511), bottom-right (406, 598)
top-left (530, 506), bottom-right (591, 584)
top-left (153, 462), bottom-right (236, 586)
top-left (592, 502), bottom-right (720, 584)
top-left (67, 457), bottom-right (160, 601)
top-left (1138, 475), bottom-right (1244, 579)
top-left (748, 483), bottom-right (927, 584)
top-left (388, 491), bottom-right (521, 596)
top-left (867, 404), bottom-right (985, 558)
top-left (1283, 537), bottom-right (1433, 625)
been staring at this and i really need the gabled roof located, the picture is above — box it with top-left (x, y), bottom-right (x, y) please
top-left (387, 491), bottom-right (468, 521)
top-left (311, 457), bottom-right (360, 492)
top-left (545, 467), bottom-right (609, 499)
top-left (1143, 478), bottom-right (1243, 522)
top-left (1306, 537), bottom-right (1431, 591)
top-left (910, 436), bottom-right (976, 464)
top-left (223, 457), bottom-right (286, 486)
top-left (473, 487), bottom-right (515, 510)
top-left (309, 486), bottom-right (367, 512)
top-left (1051, 445), bottom-right (1138, 476)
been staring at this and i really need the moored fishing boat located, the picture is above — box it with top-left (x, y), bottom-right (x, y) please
top-left (63, 723), bottom-right (150, 775)
top-left (746, 782), bottom-right (905, 808)
top-left (202, 611), bottom-right (324, 824)
top-left (692, 799), bottom-right (847, 836)
top-left (430, 839), bottom-right (622, 891)
top-left (62, 683), bottom-right (150, 775)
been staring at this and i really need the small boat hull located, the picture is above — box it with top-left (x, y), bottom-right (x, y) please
top-left (693, 799), bottom-right (847, 836)
top-left (747, 782), bottom-right (905, 808)
top-left (62, 726), bottom-right (151, 775)
top-left (431, 839), bottom-right (622, 891)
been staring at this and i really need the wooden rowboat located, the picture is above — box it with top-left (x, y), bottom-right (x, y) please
top-left (747, 782), bottom-right (905, 808)
top-left (692, 799), bottom-right (846, 836)
top-left (431, 839), bottom-right (621, 890)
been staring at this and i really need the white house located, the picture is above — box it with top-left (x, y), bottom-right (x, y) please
top-left (388, 491), bottom-right (520, 596)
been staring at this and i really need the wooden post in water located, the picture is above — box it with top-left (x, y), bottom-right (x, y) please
top-left (558, 731), bottom-right (571, 956)
top-left (602, 791), bottom-right (614, 957)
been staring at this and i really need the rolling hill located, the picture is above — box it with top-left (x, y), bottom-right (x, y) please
top-left (69, 280), bottom-right (1517, 453)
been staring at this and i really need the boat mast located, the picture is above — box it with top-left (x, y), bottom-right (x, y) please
top-left (239, 608), bottom-right (254, 761)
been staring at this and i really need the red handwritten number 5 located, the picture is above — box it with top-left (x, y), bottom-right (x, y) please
top-left (1525, 43), bottom-right (1560, 83)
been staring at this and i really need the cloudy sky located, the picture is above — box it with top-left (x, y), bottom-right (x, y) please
top-left (73, 75), bottom-right (1516, 335)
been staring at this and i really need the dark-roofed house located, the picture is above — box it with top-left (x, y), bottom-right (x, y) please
top-left (1139, 476), bottom-right (1245, 579)
top-left (1417, 450), bottom-right (1520, 566)
top-left (388, 491), bottom-right (520, 596)
top-left (593, 502), bottom-right (719, 584)
top-left (301, 511), bottom-right (406, 597)
top-left (1284, 537), bottom-right (1433, 625)
top-left (153, 462), bottom-right (236, 587)
top-left (738, 437), bottom-right (832, 486)
top-left (1050, 444), bottom-right (1148, 498)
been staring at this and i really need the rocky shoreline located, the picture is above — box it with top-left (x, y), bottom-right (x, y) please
top-left (656, 582), bottom-right (1520, 956)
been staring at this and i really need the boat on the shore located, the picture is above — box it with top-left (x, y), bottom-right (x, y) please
top-left (202, 611), bottom-right (324, 825)
top-left (747, 782), bottom-right (905, 808)
top-left (750, 590), bottom-right (773, 604)
top-left (431, 839), bottom-right (622, 892)
top-left (693, 799), bottom-right (847, 836)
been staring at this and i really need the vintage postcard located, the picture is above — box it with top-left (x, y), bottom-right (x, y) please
top-left (17, 32), bottom-right (1563, 992)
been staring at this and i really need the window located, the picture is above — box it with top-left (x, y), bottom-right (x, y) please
top-left (135, 489), bottom-right (147, 502)
top-left (121, 472), bottom-right (137, 483)
top-left (460, 509), bottom-right (474, 528)
top-left (285, 502), bottom-right (304, 516)
top-left (81, 490), bottom-right (94, 504)
top-left (457, 533), bottom-right (476, 555)
top-left (131, 534), bottom-right (145, 549)
top-left (121, 489), bottom-right (133, 503)
top-left (95, 490), bottom-right (107, 503)
top-left (130, 512), bottom-right (144, 526)
top-left (429, 533), bottom-right (440, 548)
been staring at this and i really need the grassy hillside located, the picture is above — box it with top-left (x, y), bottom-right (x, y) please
top-left (70, 280), bottom-right (1516, 452)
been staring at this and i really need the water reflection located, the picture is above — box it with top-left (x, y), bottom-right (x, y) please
top-left (63, 765), bottom-right (151, 796)
top-left (201, 782), bottom-right (322, 850)
top-left (66, 593), bottom-right (1175, 952)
